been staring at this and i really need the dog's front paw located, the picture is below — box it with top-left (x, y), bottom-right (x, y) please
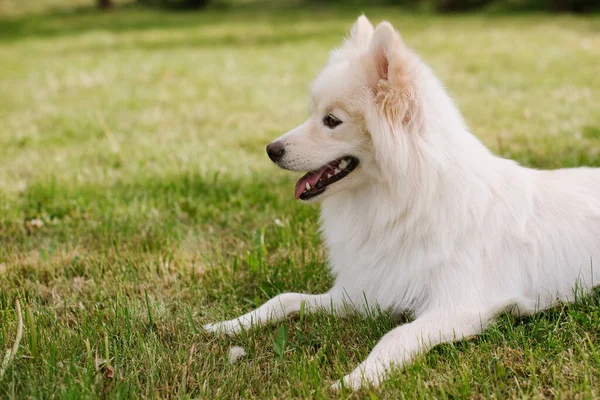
top-left (203, 319), bottom-right (243, 336)
top-left (330, 361), bottom-right (384, 392)
top-left (330, 372), bottom-right (371, 392)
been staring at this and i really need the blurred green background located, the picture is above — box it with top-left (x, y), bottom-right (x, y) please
top-left (1, 0), bottom-right (600, 14)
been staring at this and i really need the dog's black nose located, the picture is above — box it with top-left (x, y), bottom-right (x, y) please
top-left (266, 142), bottom-right (285, 162)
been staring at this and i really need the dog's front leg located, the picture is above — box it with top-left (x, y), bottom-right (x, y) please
top-left (204, 292), bottom-right (343, 335)
top-left (331, 309), bottom-right (491, 391)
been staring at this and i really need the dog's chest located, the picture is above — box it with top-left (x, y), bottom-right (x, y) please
top-left (320, 200), bottom-right (435, 314)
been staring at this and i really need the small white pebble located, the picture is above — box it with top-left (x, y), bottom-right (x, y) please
top-left (30, 218), bottom-right (44, 228)
top-left (228, 346), bottom-right (246, 364)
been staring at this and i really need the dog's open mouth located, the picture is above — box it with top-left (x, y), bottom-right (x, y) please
top-left (294, 156), bottom-right (359, 200)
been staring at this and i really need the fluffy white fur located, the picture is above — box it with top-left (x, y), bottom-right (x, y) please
top-left (205, 16), bottom-right (600, 390)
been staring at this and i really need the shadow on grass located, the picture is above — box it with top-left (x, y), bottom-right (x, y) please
top-left (0, 166), bottom-right (328, 295)
top-left (0, 167), bottom-right (334, 326)
top-left (3, 168), bottom-right (303, 246)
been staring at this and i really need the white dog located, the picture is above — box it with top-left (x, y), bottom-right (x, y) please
top-left (205, 16), bottom-right (600, 390)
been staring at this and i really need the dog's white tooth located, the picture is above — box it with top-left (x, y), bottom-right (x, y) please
top-left (327, 174), bottom-right (332, 178)
top-left (339, 160), bottom-right (348, 169)
top-left (334, 168), bottom-right (341, 174)
top-left (305, 182), bottom-right (311, 190)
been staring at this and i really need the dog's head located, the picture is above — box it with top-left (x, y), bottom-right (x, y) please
top-left (267, 16), bottom-right (423, 202)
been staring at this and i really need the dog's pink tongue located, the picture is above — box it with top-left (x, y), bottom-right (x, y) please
top-left (295, 169), bottom-right (324, 199)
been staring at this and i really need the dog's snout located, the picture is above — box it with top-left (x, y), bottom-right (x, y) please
top-left (266, 142), bottom-right (285, 162)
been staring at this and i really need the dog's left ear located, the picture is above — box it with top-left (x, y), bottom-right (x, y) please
top-left (367, 21), bottom-right (420, 126)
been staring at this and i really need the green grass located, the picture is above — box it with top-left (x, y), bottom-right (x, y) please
top-left (1, 1), bottom-right (600, 398)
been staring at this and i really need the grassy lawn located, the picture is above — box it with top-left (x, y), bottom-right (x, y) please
top-left (1, 2), bottom-right (600, 398)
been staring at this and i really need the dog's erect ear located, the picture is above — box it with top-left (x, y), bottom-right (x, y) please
top-left (348, 15), bottom-right (374, 49)
top-left (367, 21), bottom-right (420, 126)
top-left (369, 21), bottom-right (411, 85)
top-left (329, 15), bottom-right (374, 64)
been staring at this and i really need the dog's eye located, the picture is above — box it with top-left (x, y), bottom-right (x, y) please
top-left (323, 114), bottom-right (342, 129)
